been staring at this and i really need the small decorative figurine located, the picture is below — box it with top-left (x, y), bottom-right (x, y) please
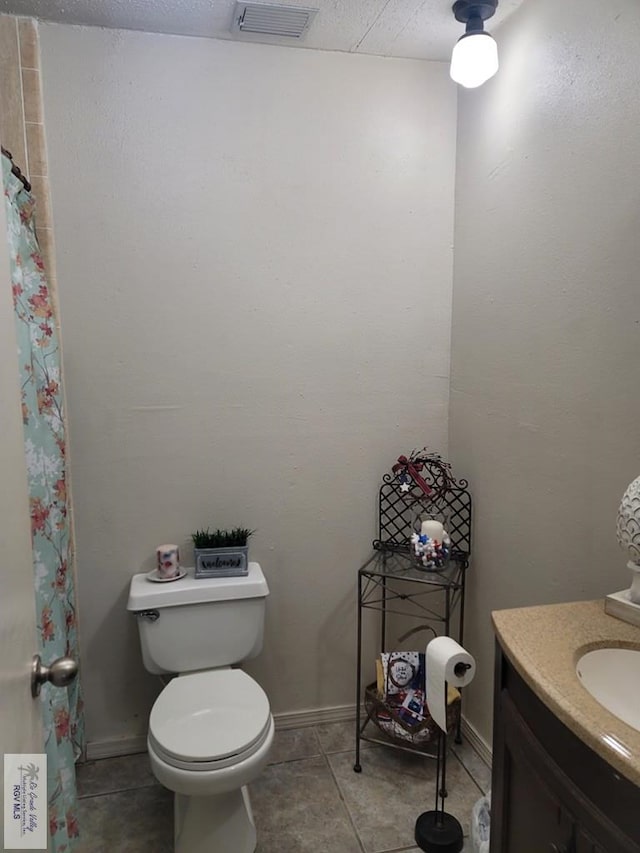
top-left (617, 475), bottom-right (640, 604)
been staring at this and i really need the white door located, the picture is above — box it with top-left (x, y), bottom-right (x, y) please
top-left (0, 178), bottom-right (48, 848)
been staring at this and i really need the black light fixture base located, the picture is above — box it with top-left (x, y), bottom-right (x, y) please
top-left (414, 811), bottom-right (464, 853)
top-left (452, 0), bottom-right (498, 25)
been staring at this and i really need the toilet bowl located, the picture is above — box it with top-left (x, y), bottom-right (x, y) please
top-left (127, 562), bottom-right (273, 853)
top-left (148, 669), bottom-right (274, 853)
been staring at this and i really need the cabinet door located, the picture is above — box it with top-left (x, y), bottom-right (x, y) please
top-left (505, 760), bottom-right (573, 852)
top-left (492, 645), bottom-right (640, 853)
top-left (575, 828), bottom-right (606, 853)
top-left (496, 692), bottom-right (576, 853)
top-left (503, 721), bottom-right (575, 852)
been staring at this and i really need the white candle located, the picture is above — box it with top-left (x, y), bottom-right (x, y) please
top-left (156, 544), bottom-right (180, 579)
top-left (421, 520), bottom-right (444, 541)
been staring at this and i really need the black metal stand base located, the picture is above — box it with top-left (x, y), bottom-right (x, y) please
top-left (414, 811), bottom-right (464, 853)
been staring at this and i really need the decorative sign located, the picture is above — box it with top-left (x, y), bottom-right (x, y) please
top-left (194, 546), bottom-right (249, 578)
top-left (198, 553), bottom-right (244, 571)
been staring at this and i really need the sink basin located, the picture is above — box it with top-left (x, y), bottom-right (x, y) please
top-left (576, 648), bottom-right (640, 732)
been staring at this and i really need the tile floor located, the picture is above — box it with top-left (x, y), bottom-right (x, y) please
top-left (75, 721), bottom-right (490, 852)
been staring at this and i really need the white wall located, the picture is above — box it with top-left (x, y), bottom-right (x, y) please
top-left (450, 0), bottom-right (640, 743)
top-left (39, 24), bottom-right (457, 748)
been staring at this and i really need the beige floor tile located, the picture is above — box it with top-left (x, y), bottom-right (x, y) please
top-left (251, 755), bottom-right (361, 853)
top-left (76, 752), bottom-right (156, 798)
top-left (329, 746), bottom-right (482, 853)
top-left (316, 718), bottom-right (371, 754)
top-left (452, 740), bottom-right (492, 795)
top-left (76, 785), bottom-right (173, 853)
top-left (72, 731), bottom-right (490, 852)
top-left (25, 122), bottom-right (47, 176)
top-left (0, 17), bottom-right (27, 168)
top-left (269, 725), bottom-right (321, 764)
top-left (30, 175), bottom-right (52, 224)
top-left (21, 67), bottom-right (43, 123)
top-left (18, 18), bottom-right (39, 70)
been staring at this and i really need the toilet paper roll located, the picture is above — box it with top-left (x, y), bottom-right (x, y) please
top-left (426, 636), bottom-right (476, 733)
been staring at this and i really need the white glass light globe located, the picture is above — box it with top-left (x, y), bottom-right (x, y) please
top-left (450, 31), bottom-right (499, 89)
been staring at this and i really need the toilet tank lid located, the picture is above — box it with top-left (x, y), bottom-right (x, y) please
top-left (126, 562), bottom-right (269, 611)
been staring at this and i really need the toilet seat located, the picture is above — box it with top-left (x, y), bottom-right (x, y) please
top-left (149, 669), bottom-right (271, 772)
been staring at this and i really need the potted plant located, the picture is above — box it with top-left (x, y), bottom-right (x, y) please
top-left (191, 526), bottom-right (255, 578)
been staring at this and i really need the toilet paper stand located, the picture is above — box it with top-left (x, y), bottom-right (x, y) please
top-left (414, 663), bottom-right (472, 853)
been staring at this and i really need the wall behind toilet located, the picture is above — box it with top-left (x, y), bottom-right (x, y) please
top-left (39, 24), bottom-right (457, 751)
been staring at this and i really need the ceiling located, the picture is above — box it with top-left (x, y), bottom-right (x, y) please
top-left (0, 0), bottom-right (525, 61)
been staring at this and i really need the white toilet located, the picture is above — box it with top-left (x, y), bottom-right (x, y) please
top-left (127, 562), bottom-right (274, 853)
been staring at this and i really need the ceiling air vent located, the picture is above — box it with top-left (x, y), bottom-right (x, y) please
top-left (232, 3), bottom-right (318, 40)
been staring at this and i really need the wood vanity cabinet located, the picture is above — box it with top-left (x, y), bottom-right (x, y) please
top-left (490, 642), bottom-right (640, 853)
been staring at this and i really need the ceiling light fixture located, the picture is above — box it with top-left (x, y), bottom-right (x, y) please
top-left (450, 0), bottom-right (499, 89)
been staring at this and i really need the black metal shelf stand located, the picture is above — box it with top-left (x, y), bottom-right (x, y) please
top-left (354, 454), bottom-right (472, 772)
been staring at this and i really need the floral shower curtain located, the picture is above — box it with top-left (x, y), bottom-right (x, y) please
top-left (2, 154), bottom-right (84, 851)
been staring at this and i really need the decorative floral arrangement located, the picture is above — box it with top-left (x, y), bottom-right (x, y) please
top-left (191, 526), bottom-right (254, 549)
top-left (392, 449), bottom-right (456, 501)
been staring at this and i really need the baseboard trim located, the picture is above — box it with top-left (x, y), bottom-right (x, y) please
top-left (85, 707), bottom-right (493, 765)
top-left (84, 705), bottom-right (361, 760)
top-left (273, 703), bottom-right (363, 731)
top-left (459, 715), bottom-right (493, 767)
top-left (86, 735), bottom-right (148, 761)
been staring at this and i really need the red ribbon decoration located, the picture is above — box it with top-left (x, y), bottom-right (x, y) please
top-left (392, 455), bottom-right (433, 497)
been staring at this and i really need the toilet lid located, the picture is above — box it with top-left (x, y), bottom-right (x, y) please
top-left (149, 669), bottom-right (271, 764)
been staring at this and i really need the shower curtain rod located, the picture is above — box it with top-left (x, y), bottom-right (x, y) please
top-left (1, 145), bottom-right (31, 192)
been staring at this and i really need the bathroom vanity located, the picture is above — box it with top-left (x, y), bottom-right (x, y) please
top-left (491, 601), bottom-right (640, 853)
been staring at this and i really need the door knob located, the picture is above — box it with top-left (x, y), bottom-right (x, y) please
top-left (31, 654), bottom-right (78, 698)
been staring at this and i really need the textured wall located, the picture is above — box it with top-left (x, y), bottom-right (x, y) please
top-left (450, 0), bottom-right (640, 744)
top-left (39, 23), bottom-right (457, 749)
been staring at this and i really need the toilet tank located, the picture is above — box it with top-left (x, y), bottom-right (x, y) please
top-left (127, 562), bottom-right (269, 675)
